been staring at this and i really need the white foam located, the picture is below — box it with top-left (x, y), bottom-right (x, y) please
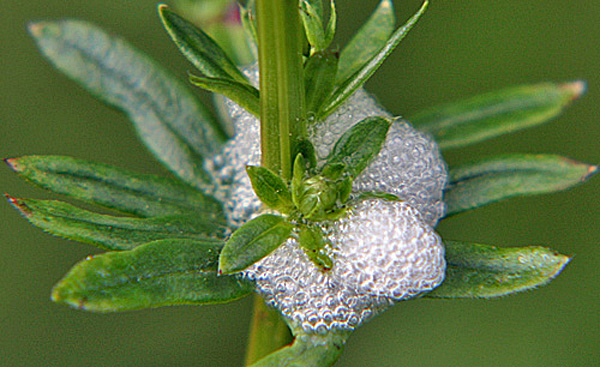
top-left (243, 198), bottom-right (445, 333)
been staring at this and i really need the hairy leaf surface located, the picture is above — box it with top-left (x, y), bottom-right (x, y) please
top-left (428, 241), bottom-right (571, 298)
top-left (52, 239), bottom-right (252, 312)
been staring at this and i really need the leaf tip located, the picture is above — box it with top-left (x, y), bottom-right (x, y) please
top-left (4, 157), bottom-right (21, 172)
top-left (51, 275), bottom-right (96, 311)
top-left (584, 164), bottom-right (599, 180)
top-left (50, 284), bottom-right (63, 303)
top-left (50, 282), bottom-right (77, 308)
top-left (217, 259), bottom-right (234, 276)
top-left (157, 3), bottom-right (172, 20)
top-left (27, 21), bottom-right (60, 41)
top-left (548, 252), bottom-right (571, 280)
top-left (27, 21), bottom-right (45, 37)
top-left (5, 194), bottom-right (32, 217)
top-left (380, 0), bottom-right (393, 10)
top-left (560, 80), bottom-right (587, 100)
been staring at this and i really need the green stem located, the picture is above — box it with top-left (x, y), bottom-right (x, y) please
top-left (244, 0), bottom-right (306, 364)
top-left (256, 0), bottom-right (306, 180)
top-left (244, 295), bottom-right (293, 366)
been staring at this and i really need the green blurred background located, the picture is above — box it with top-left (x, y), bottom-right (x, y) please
top-left (2, 1), bottom-right (599, 366)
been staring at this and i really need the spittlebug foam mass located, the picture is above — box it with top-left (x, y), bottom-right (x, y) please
top-left (206, 65), bottom-right (448, 333)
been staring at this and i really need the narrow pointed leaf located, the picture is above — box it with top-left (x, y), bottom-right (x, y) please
top-left (323, 116), bottom-right (391, 177)
top-left (6, 156), bottom-right (224, 219)
top-left (324, 0), bottom-right (337, 47)
top-left (353, 191), bottom-right (400, 203)
top-left (411, 81), bottom-right (586, 150)
top-left (306, 0), bottom-right (324, 19)
top-left (159, 5), bottom-right (248, 84)
top-left (300, 0), bottom-right (326, 51)
top-left (305, 50), bottom-right (339, 114)
top-left (29, 20), bottom-right (225, 189)
top-left (52, 239), bottom-right (252, 312)
top-left (337, 0), bottom-right (395, 83)
top-left (298, 225), bottom-right (333, 271)
top-left (427, 241), bottom-right (571, 298)
top-left (292, 154), bottom-right (307, 208)
top-left (444, 154), bottom-right (598, 217)
top-left (250, 332), bottom-right (349, 367)
top-left (219, 215), bottom-right (293, 275)
top-left (320, 1), bottom-right (427, 117)
top-left (246, 166), bottom-right (294, 213)
top-left (189, 74), bottom-right (260, 116)
top-left (7, 196), bottom-right (227, 251)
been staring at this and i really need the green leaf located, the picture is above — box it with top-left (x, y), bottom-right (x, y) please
top-left (52, 239), bottom-right (252, 312)
top-left (219, 214), bottom-right (293, 275)
top-left (6, 156), bottom-right (224, 219)
top-left (246, 166), bottom-right (294, 213)
top-left (336, 0), bottom-right (395, 83)
top-left (189, 74), bottom-right (260, 116)
top-left (444, 154), bottom-right (598, 217)
top-left (411, 81), bottom-right (587, 150)
top-left (298, 225), bottom-right (333, 271)
top-left (320, 1), bottom-right (427, 117)
top-left (427, 241), bottom-right (571, 298)
top-left (352, 191), bottom-right (400, 202)
top-left (158, 5), bottom-right (249, 84)
top-left (250, 332), bottom-right (349, 367)
top-left (29, 20), bottom-right (224, 189)
top-left (7, 196), bottom-right (227, 251)
top-left (324, 0), bottom-right (337, 48)
top-left (307, 0), bottom-right (324, 19)
top-left (323, 116), bottom-right (391, 177)
top-left (292, 154), bottom-right (307, 209)
top-left (304, 50), bottom-right (339, 115)
top-left (300, 0), bottom-right (330, 51)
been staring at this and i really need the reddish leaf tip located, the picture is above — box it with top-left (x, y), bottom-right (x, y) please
top-left (560, 80), bottom-right (587, 100)
top-left (5, 195), bottom-right (32, 217)
top-left (27, 21), bottom-right (47, 37)
top-left (4, 157), bottom-right (22, 172)
top-left (4, 193), bottom-right (16, 202)
top-left (585, 164), bottom-right (599, 180)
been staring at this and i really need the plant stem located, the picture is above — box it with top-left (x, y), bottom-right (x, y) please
top-left (244, 295), bottom-right (293, 365)
top-left (256, 0), bottom-right (306, 180)
top-left (244, 0), bottom-right (306, 364)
